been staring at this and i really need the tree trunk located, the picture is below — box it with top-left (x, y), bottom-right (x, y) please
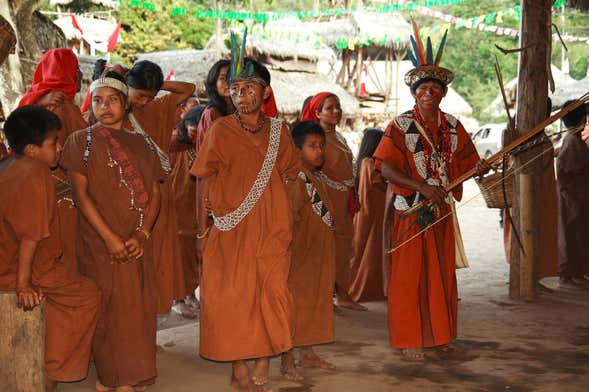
top-left (0, 0), bottom-right (24, 114)
top-left (514, 0), bottom-right (552, 301)
top-left (0, 292), bottom-right (45, 392)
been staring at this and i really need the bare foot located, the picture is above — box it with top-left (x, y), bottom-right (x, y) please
top-left (300, 348), bottom-right (336, 370)
top-left (281, 351), bottom-right (304, 382)
top-left (171, 300), bottom-right (198, 319)
top-left (114, 386), bottom-right (135, 392)
top-left (44, 375), bottom-right (57, 392)
top-left (400, 348), bottom-right (426, 362)
top-left (96, 381), bottom-right (113, 392)
top-left (230, 360), bottom-right (251, 391)
top-left (251, 358), bottom-right (273, 392)
top-left (337, 299), bottom-right (367, 311)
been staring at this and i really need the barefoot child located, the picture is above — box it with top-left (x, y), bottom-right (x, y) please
top-left (281, 121), bottom-right (337, 382)
top-left (61, 72), bottom-right (162, 391)
top-left (0, 106), bottom-right (100, 392)
top-left (191, 31), bottom-right (300, 391)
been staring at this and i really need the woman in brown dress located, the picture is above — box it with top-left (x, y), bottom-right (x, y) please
top-left (62, 72), bottom-right (161, 392)
top-left (348, 128), bottom-right (387, 302)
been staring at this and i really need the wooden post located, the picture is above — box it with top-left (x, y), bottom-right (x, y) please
top-left (0, 292), bottom-right (45, 391)
top-left (514, 0), bottom-right (551, 301)
top-left (354, 46), bottom-right (364, 96)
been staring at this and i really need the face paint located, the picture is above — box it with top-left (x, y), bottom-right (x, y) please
top-left (229, 81), bottom-right (263, 115)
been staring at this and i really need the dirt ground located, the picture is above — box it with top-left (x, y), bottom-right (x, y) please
top-left (61, 181), bottom-right (589, 391)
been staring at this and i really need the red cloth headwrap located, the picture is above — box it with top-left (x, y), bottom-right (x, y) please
top-left (18, 48), bottom-right (79, 107)
top-left (299, 91), bottom-right (334, 122)
top-left (262, 86), bottom-right (278, 117)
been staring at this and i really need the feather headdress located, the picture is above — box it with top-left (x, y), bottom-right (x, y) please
top-left (405, 18), bottom-right (453, 88)
top-left (229, 26), bottom-right (267, 87)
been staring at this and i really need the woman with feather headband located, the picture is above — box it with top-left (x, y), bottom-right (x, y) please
top-left (373, 21), bottom-right (490, 361)
top-left (191, 28), bottom-right (300, 392)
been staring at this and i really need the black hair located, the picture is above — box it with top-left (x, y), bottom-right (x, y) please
top-left (299, 95), bottom-right (314, 120)
top-left (354, 127), bottom-right (384, 190)
top-left (410, 77), bottom-right (447, 94)
top-left (205, 59), bottom-right (231, 116)
top-left (4, 106), bottom-right (62, 155)
top-left (562, 99), bottom-right (587, 129)
top-left (291, 120), bottom-right (325, 149)
top-left (317, 94), bottom-right (339, 112)
top-left (242, 57), bottom-right (271, 86)
top-left (92, 59), bottom-right (107, 81)
top-left (177, 104), bottom-right (206, 144)
top-left (126, 60), bottom-right (163, 91)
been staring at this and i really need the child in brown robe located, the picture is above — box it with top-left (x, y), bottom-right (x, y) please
top-left (0, 106), bottom-right (100, 392)
top-left (281, 121), bottom-right (337, 382)
top-left (61, 72), bottom-right (162, 392)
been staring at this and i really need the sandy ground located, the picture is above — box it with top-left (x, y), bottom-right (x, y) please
top-left (60, 181), bottom-right (589, 391)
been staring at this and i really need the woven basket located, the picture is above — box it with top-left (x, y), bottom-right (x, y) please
top-left (475, 169), bottom-right (514, 209)
top-left (0, 16), bottom-right (16, 64)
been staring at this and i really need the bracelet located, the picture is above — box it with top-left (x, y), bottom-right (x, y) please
top-left (135, 226), bottom-right (151, 240)
top-left (196, 226), bottom-right (210, 239)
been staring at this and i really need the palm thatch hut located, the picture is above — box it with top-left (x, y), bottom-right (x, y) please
top-left (302, 12), bottom-right (412, 102)
top-left (484, 65), bottom-right (575, 119)
top-left (133, 49), bottom-right (359, 122)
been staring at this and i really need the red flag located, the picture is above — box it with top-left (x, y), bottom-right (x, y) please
top-left (70, 13), bottom-right (83, 35)
top-left (165, 70), bottom-right (175, 81)
top-left (107, 20), bottom-right (122, 53)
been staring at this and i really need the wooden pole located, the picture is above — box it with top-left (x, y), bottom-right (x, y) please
top-left (515, 0), bottom-right (552, 301)
top-left (0, 292), bottom-right (45, 391)
top-left (215, 0), bottom-right (222, 60)
top-left (354, 46), bottom-right (364, 96)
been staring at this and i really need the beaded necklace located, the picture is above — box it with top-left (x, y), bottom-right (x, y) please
top-left (235, 112), bottom-right (266, 134)
top-left (412, 106), bottom-right (452, 179)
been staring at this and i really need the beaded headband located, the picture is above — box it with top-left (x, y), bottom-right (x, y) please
top-left (90, 77), bottom-right (128, 96)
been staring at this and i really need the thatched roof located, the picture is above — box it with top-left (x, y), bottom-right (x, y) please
top-left (49, 0), bottom-right (119, 8)
top-left (249, 18), bottom-right (336, 65)
top-left (53, 15), bottom-right (118, 52)
top-left (137, 50), bottom-right (219, 96)
top-left (270, 69), bottom-right (359, 116)
top-left (134, 49), bottom-right (359, 116)
top-left (551, 76), bottom-right (589, 108)
top-left (304, 12), bottom-right (411, 49)
top-left (484, 65), bottom-right (575, 118)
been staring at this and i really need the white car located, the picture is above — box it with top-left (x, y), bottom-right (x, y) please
top-left (471, 123), bottom-right (505, 159)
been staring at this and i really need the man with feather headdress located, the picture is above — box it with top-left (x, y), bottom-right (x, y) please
top-left (373, 21), bottom-right (489, 360)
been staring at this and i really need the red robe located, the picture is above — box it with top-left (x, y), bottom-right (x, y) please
top-left (373, 110), bottom-right (479, 349)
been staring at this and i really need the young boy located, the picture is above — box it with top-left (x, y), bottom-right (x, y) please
top-left (281, 121), bottom-right (337, 382)
top-left (191, 52), bottom-right (300, 391)
top-left (0, 106), bottom-right (100, 392)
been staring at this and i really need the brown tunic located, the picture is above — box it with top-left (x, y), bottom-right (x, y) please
top-left (557, 132), bottom-right (589, 279)
top-left (0, 156), bottom-right (100, 382)
top-left (322, 130), bottom-right (355, 291)
top-left (61, 126), bottom-right (160, 387)
top-left (191, 116), bottom-right (300, 361)
top-left (287, 168), bottom-right (336, 347)
top-left (349, 158), bottom-right (387, 302)
top-left (49, 100), bottom-right (87, 279)
top-left (125, 93), bottom-right (188, 310)
top-left (170, 147), bottom-right (198, 294)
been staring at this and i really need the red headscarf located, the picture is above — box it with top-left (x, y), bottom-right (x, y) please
top-left (299, 91), bottom-right (335, 122)
top-left (18, 48), bottom-right (79, 107)
top-left (262, 86), bottom-right (278, 117)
